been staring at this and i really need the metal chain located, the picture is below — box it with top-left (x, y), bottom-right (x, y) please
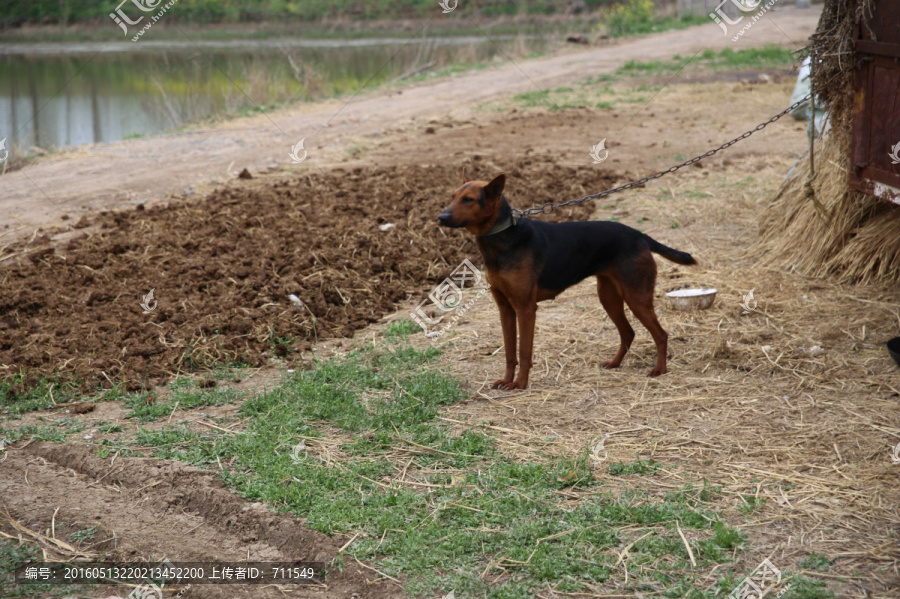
top-left (513, 92), bottom-right (814, 218)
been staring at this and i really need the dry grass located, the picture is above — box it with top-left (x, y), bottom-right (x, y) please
top-left (758, 0), bottom-right (900, 286)
top-left (402, 156), bottom-right (900, 595)
top-left (758, 131), bottom-right (900, 285)
top-left (810, 0), bottom-right (876, 130)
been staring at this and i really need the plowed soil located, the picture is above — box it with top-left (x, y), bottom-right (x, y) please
top-left (0, 159), bottom-right (598, 393)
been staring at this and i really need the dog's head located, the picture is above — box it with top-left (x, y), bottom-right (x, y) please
top-left (438, 169), bottom-right (506, 235)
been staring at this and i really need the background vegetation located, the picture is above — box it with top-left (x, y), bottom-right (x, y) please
top-left (1, 0), bottom-right (621, 26)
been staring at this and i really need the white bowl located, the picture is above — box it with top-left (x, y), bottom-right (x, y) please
top-left (665, 288), bottom-right (717, 310)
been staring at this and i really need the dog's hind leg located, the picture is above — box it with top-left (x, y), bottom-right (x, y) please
top-left (617, 255), bottom-right (668, 377)
top-left (596, 276), bottom-right (635, 369)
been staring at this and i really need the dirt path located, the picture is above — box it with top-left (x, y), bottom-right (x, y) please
top-left (0, 442), bottom-right (399, 599)
top-left (0, 7), bottom-right (820, 240)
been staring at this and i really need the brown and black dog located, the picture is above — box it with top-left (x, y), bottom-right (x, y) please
top-left (438, 171), bottom-right (697, 389)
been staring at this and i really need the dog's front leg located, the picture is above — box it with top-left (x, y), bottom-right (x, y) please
top-left (491, 289), bottom-right (518, 389)
top-left (508, 302), bottom-right (536, 390)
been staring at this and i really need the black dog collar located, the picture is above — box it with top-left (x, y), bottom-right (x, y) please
top-left (481, 212), bottom-right (517, 236)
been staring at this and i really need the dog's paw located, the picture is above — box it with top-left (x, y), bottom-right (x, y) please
top-left (492, 379), bottom-right (527, 390)
top-left (647, 366), bottom-right (666, 377)
top-left (600, 360), bottom-right (621, 369)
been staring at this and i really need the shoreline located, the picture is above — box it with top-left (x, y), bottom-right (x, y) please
top-left (0, 33), bottom-right (547, 56)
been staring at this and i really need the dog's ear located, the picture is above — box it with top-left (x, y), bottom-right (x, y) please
top-left (484, 173), bottom-right (506, 199)
top-left (462, 167), bottom-right (470, 183)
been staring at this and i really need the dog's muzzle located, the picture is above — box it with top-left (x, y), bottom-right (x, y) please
top-left (438, 209), bottom-right (457, 227)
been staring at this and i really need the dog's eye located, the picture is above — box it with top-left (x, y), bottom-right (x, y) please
top-left (461, 197), bottom-right (474, 204)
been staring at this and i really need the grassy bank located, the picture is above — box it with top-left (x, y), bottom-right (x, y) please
top-left (0, 19), bottom-right (593, 44)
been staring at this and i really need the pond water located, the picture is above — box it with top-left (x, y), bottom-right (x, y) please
top-left (0, 34), bottom-right (548, 155)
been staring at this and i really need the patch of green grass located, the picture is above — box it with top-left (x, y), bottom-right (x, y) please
top-left (0, 425), bottom-right (66, 444)
top-left (0, 372), bottom-right (139, 419)
top-left (95, 439), bottom-right (142, 458)
top-left (619, 58), bottom-right (676, 75)
top-left (708, 569), bottom-right (835, 599)
top-left (737, 493), bottom-right (766, 515)
top-left (135, 426), bottom-right (229, 465)
top-left (499, 76), bottom-right (664, 113)
top-left (780, 575), bottom-right (836, 599)
top-left (122, 394), bottom-right (172, 423)
top-left (608, 458), bottom-right (661, 475)
top-left (385, 319), bottom-right (421, 338)
top-left (0, 373), bottom-right (75, 416)
top-left (717, 45), bottom-right (799, 69)
top-left (171, 385), bottom-right (244, 410)
top-left (505, 84), bottom-right (610, 112)
top-left (69, 526), bottom-right (99, 544)
top-left (583, 73), bottom-right (616, 85)
top-left (122, 379), bottom-right (243, 423)
top-left (798, 552), bottom-right (831, 572)
top-left (143, 335), bottom-right (748, 596)
top-left (0, 539), bottom-right (80, 598)
top-left (617, 45), bottom-right (795, 76)
top-left (511, 90), bottom-right (549, 107)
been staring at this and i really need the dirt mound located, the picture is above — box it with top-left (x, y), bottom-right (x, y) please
top-left (0, 158), bottom-right (607, 393)
top-left (0, 441), bottom-right (398, 598)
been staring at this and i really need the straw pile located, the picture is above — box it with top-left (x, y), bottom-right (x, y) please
top-left (757, 0), bottom-right (900, 285)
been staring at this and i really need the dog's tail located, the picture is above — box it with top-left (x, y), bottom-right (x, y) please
top-left (645, 235), bottom-right (697, 266)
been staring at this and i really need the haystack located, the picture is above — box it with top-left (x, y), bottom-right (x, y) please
top-left (757, 0), bottom-right (900, 285)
